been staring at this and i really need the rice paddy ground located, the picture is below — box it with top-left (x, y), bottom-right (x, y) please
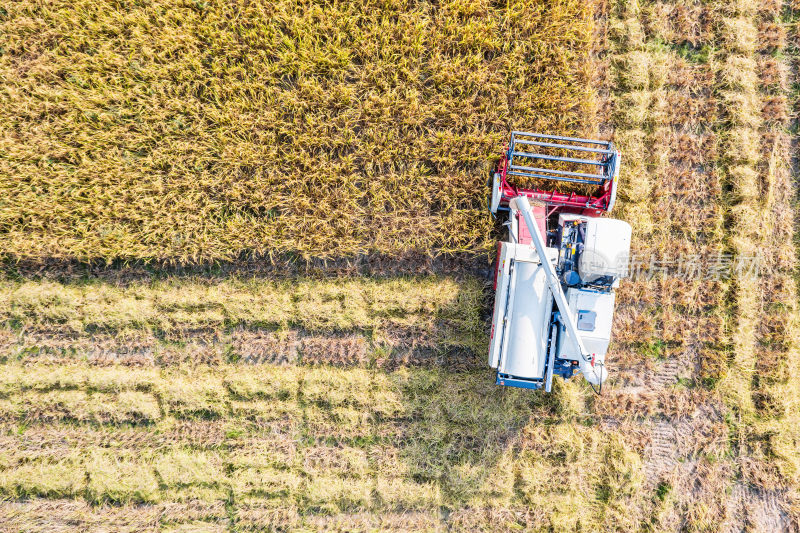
top-left (0, 0), bottom-right (595, 263)
top-left (2, 0), bottom-right (800, 531)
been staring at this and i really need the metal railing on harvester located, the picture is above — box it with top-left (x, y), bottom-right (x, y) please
top-left (490, 131), bottom-right (621, 215)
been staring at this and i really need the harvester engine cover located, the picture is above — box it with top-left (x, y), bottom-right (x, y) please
top-left (487, 132), bottom-right (632, 392)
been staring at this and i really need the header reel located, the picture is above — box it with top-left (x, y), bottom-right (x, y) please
top-left (489, 131), bottom-right (621, 216)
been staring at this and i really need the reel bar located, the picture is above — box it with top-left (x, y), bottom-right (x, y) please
top-left (508, 163), bottom-right (607, 181)
top-left (506, 171), bottom-right (605, 185)
top-left (511, 150), bottom-right (606, 167)
top-left (511, 131), bottom-right (612, 147)
top-left (512, 139), bottom-right (614, 155)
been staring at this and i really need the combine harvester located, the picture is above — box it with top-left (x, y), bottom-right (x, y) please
top-left (488, 132), bottom-right (631, 392)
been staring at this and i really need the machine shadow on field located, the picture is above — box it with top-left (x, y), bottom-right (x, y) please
top-left (0, 262), bottom-right (614, 528)
top-left (390, 368), bottom-right (567, 508)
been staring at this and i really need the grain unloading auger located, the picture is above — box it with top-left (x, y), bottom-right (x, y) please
top-left (488, 132), bottom-right (632, 392)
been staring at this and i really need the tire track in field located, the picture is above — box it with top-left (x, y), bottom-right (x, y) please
top-left (724, 484), bottom-right (791, 533)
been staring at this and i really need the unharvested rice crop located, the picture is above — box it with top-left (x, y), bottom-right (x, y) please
top-left (0, 0), bottom-right (596, 263)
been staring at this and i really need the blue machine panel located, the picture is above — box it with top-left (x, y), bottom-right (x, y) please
top-left (495, 373), bottom-right (543, 390)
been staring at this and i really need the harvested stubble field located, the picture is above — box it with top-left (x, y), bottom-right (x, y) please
top-left (2, 0), bottom-right (800, 531)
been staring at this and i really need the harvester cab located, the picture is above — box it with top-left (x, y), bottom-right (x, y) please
top-left (488, 132), bottom-right (631, 392)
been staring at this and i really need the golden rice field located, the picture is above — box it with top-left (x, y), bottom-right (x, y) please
top-left (1, 0), bottom-right (800, 531)
top-left (0, 0), bottom-right (595, 263)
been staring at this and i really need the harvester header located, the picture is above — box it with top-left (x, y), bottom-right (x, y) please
top-left (490, 131), bottom-right (621, 216)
